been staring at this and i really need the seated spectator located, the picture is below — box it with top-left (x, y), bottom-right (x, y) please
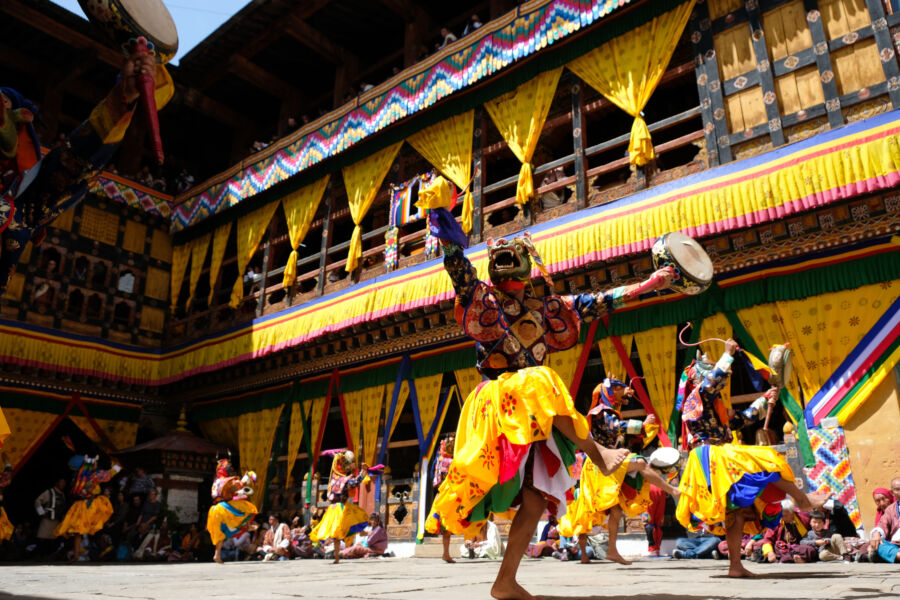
top-left (359, 82), bottom-right (374, 92)
top-left (341, 513), bottom-right (388, 559)
top-left (538, 166), bottom-right (568, 210)
top-left (875, 487), bottom-right (894, 526)
top-left (756, 500), bottom-right (816, 563)
top-left (800, 510), bottom-right (848, 562)
top-left (168, 523), bottom-right (202, 562)
top-left (128, 468), bottom-right (156, 502)
top-left (461, 514), bottom-right (503, 559)
top-left (262, 514), bottom-right (292, 561)
top-left (673, 526), bottom-right (722, 560)
top-left (526, 515), bottom-right (559, 557)
top-left (176, 169), bottom-right (195, 193)
top-left (438, 27), bottom-right (457, 49)
top-left (892, 477), bottom-right (900, 503)
top-left (462, 14), bottom-right (482, 36)
top-left (289, 517), bottom-right (321, 559)
top-left (135, 521), bottom-right (171, 561)
top-left (870, 491), bottom-right (900, 564)
top-left (137, 489), bottom-right (161, 535)
top-left (121, 495), bottom-right (144, 548)
top-left (137, 166), bottom-right (154, 187)
top-left (552, 534), bottom-right (593, 562)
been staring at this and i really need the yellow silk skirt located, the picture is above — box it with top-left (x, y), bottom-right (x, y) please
top-left (0, 507), bottom-right (13, 541)
top-left (206, 498), bottom-right (258, 546)
top-left (54, 495), bottom-right (113, 537)
top-left (676, 443), bottom-right (793, 535)
top-left (426, 366), bottom-right (589, 540)
top-left (558, 455), bottom-right (651, 537)
top-left (309, 501), bottom-right (369, 544)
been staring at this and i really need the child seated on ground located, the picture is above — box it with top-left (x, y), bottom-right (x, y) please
top-left (800, 510), bottom-right (848, 562)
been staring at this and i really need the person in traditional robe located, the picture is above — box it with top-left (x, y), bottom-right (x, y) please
top-left (207, 458), bottom-right (258, 564)
top-left (462, 515), bottom-right (504, 559)
top-left (676, 339), bottom-right (827, 578)
top-left (309, 450), bottom-right (369, 564)
top-left (341, 513), bottom-right (388, 559)
top-left (262, 514), bottom-right (292, 561)
top-left (870, 495), bottom-right (900, 563)
top-left (425, 435), bottom-right (456, 563)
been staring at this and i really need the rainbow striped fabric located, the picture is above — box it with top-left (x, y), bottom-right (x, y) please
top-left (803, 425), bottom-right (862, 528)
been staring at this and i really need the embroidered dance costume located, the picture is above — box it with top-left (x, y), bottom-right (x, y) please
top-left (206, 459), bottom-right (258, 546)
top-left (310, 454), bottom-right (369, 544)
top-left (54, 455), bottom-right (120, 537)
top-left (559, 379), bottom-right (659, 537)
top-left (425, 219), bottom-right (647, 539)
top-left (676, 352), bottom-right (792, 535)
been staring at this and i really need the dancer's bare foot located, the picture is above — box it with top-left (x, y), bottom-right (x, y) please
top-left (332, 558), bottom-right (340, 564)
top-left (727, 564), bottom-right (756, 578)
top-left (442, 554), bottom-right (456, 563)
top-left (798, 492), bottom-right (830, 511)
top-left (213, 555), bottom-right (224, 564)
top-left (491, 580), bottom-right (540, 600)
top-left (766, 551), bottom-right (776, 563)
top-left (598, 447), bottom-right (629, 476)
top-left (605, 551), bottom-right (632, 565)
top-left (580, 555), bottom-right (591, 564)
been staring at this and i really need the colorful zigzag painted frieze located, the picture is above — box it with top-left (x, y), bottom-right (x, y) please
top-left (171, 0), bottom-right (635, 232)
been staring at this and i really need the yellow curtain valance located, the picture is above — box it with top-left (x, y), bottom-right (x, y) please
top-left (283, 176), bottom-right (330, 288)
top-left (634, 326), bottom-right (677, 433)
top-left (567, 1), bottom-right (696, 166)
top-left (484, 67), bottom-right (562, 205)
top-left (208, 222), bottom-right (233, 306)
top-left (408, 111), bottom-right (475, 232)
top-left (229, 200), bottom-right (281, 308)
top-left (342, 142), bottom-right (402, 273)
top-left (186, 233), bottom-right (212, 311)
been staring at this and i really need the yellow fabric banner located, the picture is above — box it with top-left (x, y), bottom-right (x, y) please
top-left (169, 242), bottom-right (190, 313)
top-left (567, 1), bottom-right (696, 166)
top-left (341, 389), bottom-right (364, 453)
top-left (386, 380), bottom-right (410, 442)
top-left (208, 222), bottom-right (233, 306)
top-left (548, 343), bottom-right (583, 392)
top-left (307, 396), bottom-right (327, 459)
top-left (454, 367), bottom-right (482, 404)
top-left (69, 416), bottom-right (138, 452)
top-left (285, 402), bottom-right (306, 490)
top-left (484, 67), bottom-right (562, 205)
top-left (0, 408), bottom-right (58, 470)
top-left (198, 416), bottom-right (240, 450)
top-left (342, 142), bottom-right (402, 272)
top-left (773, 283), bottom-right (898, 402)
top-left (414, 374), bottom-right (444, 452)
top-left (699, 313), bottom-right (733, 409)
top-left (238, 405), bottom-right (284, 497)
top-left (597, 334), bottom-right (634, 382)
top-left (282, 176), bottom-right (330, 288)
top-left (361, 385), bottom-right (384, 467)
top-left (186, 233), bottom-right (212, 311)
top-left (634, 326), bottom-right (677, 433)
top-left (408, 111), bottom-right (475, 232)
top-left (0, 406), bottom-right (9, 448)
top-left (229, 200), bottom-right (281, 308)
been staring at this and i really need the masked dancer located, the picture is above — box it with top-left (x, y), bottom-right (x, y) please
top-left (675, 339), bottom-right (827, 577)
top-left (423, 195), bottom-right (678, 600)
top-left (208, 458), bottom-right (258, 564)
top-left (309, 450), bottom-right (369, 564)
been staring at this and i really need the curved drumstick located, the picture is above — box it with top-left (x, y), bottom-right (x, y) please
top-left (129, 37), bottom-right (164, 164)
top-left (677, 321), bottom-right (735, 349)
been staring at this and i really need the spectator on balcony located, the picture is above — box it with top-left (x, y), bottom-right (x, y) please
top-left (539, 166), bottom-right (568, 210)
top-left (438, 27), bottom-right (457, 49)
top-left (176, 169), bottom-right (194, 193)
top-left (137, 166), bottom-right (153, 188)
top-left (462, 14), bottom-right (483, 36)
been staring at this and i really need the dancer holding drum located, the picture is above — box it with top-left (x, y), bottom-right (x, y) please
top-left (422, 188), bottom-right (709, 600)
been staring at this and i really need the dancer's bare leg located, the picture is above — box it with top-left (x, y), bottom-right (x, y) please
top-left (773, 478), bottom-right (828, 511)
top-left (213, 540), bottom-right (224, 563)
top-left (491, 486), bottom-right (546, 600)
top-left (725, 510), bottom-right (754, 578)
top-left (332, 538), bottom-right (341, 564)
top-left (553, 416), bottom-right (628, 475)
top-left (630, 460), bottom-right (680, 499)
top-left (605, 506), bottom-right (631, 565)
top-left (578, 534), bottom-right (590, 564)
top-left (71, 537), bottom-right (81, 562)
top-left (442, 530), bottom-right (455, 563)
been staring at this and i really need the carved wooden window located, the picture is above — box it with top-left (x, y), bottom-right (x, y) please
top-left (693, 0), bottom-right (899, 164)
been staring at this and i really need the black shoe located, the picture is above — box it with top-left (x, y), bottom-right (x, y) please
top-left (672, 549), bottom-right (685, 559)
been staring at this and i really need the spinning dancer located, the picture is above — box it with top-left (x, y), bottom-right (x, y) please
top-left (425, 434), bottom-right (457, 563)
top-left (309, 450), bottom-right (369, 564)
top-left (675, 339), bottom-right (827, 578)
top-left (559, 378), bottom-right (680, 564)
top-left (0, 52), bottom-right (171, 290)
top-left (423, 197), bottom-right (677, 600)
top-left (208, 457), bottom-right (258, 564)
top-left (54, 441), bottom-right (122, 561)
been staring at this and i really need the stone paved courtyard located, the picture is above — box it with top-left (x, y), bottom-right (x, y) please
top-left (0, 557), bottom-right (898, 600)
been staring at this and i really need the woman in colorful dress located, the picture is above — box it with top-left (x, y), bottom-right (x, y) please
top-left (426, 435), bottom-right (457, 563)
top-left (54, 452), bottom-right (122, 561)
top-left (675, 339), bottom-right (827, 578)
top-left (309, 450), bottom-right (369, 564)
top-left (559, 377), bottom-right (680, 564)
top-left (424, 200), bottom-right (677, 600)
top-left (208, 458), bottom-right (258, 564)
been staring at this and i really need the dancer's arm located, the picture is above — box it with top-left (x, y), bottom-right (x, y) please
top-left (568, 268), bottom-right (674, 322)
